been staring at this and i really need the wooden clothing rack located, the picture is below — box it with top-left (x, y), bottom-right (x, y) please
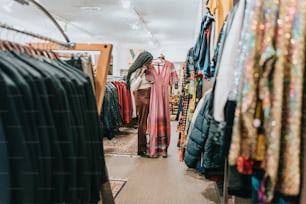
top-left (28, 42), bottom-right (113, 115)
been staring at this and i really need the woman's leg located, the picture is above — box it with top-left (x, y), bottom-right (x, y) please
top-left (135, 88), bottom-right (151, 154)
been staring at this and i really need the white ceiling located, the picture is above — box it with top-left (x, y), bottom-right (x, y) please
top-left (0, 0), bottom-right (201, 49)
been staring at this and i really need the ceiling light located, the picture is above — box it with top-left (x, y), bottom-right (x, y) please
top-left (120, 0), bottom-right (131, 10)
top-left (80, 6), bottom-right (101, 12)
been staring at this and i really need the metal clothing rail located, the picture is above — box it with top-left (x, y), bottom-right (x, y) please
top-left (0, 23), bottom-right (75, 48)
top-left (14, 0), bottom-right (74, 46)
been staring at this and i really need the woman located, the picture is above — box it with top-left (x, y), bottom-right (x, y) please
top-left (126, 51), bottom-right (153, 157)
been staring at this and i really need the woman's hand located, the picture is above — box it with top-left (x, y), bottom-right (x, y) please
top-left (139, 67), bottom-right (146, 77)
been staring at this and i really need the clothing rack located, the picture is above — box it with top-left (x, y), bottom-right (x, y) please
top-left (28, 42), bottom-right (113, 115)
top-left (1, 0), bottom-right (112, 114)
top-left (24, 43), bottom-right (114, 204)
top-left (0, 41), bottom-right (114, 204)
top-left (0, 42), bottom-right (115, 204)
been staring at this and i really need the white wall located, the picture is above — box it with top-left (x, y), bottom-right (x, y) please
top-left (111, 0), bottom-right (203, 77)
top-left (112, 41), bottom-right (194, 76)
top-left (194, 0), bottom-right (205, 41)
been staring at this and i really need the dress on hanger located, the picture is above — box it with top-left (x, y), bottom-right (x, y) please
top-left (146, 60), bottom-right (178, 157)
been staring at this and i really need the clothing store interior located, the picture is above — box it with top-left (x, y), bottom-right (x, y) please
top-left (0, 0), bottom-right (305, 203)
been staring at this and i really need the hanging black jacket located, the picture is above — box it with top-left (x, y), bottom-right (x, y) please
top-left (0, 70), bottom-right (35, 203)
top-left (0, 114), bottom-right (10, 204)
top-left (101, 82), bottom-right (122, 139)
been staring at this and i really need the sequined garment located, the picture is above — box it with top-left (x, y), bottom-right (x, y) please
top-left (228, 0), bottom-right (306, 201)
top-left (255, 0), bottom-right (280, 201)
top-left (228, 0), bottom-right (257, 101)
top-left (299, 38), bottom-right (306, 204)
top-left (228, 0), bottom-right (264, 166)
top-left (274, 0), bottom-right (306, 197)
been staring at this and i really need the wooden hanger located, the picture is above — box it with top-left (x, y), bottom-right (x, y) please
top-left (3, 40), bottom-right (14, 51)
top-left (0, 40), bottom-right (6, 51)
top-left (27, 44), bottom-right (39, 57)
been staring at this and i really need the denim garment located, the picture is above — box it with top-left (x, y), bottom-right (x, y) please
top-left (193, 15), bottom-right (214, 61)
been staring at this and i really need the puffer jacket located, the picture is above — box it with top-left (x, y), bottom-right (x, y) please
top-left (184, 92), bottom-right (211, 168)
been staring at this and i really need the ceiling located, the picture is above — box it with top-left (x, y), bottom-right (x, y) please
top-left (0, 0), bottom-right (201, 49)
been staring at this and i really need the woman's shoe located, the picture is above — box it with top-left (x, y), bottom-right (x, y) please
top-left (148, 154), bottom-right (159, 158)
top-left (137, 151), bottom-right (147, 157)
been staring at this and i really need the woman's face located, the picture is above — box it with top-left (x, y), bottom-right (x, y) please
top-left (145, 60), bottom-right (152, 66)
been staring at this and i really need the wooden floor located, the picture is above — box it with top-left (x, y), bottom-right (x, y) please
top-left (104, 121), bottom-right (251, 204)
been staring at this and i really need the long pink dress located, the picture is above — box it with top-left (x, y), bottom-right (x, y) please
top-left (146, 61), bottom-right (178, 157)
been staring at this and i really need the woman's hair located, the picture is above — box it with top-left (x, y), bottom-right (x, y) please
top-left (126, 51), bottom-right (153, 89)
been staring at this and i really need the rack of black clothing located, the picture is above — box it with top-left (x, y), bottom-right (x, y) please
top-left (0, 17), bottom-right (115, 204)
top-left (0, 40), bottom-right (114, 203)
